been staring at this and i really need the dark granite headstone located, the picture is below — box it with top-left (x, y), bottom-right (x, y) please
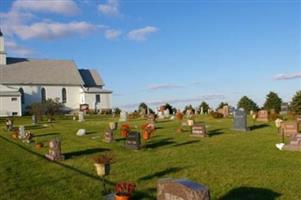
top-left (233, 109), bottom-right (248, 131)
top-left (157, 178), bottom-right (210, 200)
top-left (191, 124), bottom-right (207, 137)
top-left (125, 132), bottom-right (141, 150)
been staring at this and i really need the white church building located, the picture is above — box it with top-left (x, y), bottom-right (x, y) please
top-left (0, 30), bottom-right (112, 117)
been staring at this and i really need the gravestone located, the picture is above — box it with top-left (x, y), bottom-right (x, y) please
top-left (18, 125), bottom-right (26, 139)
top-left (125, 132), bottom-right (141, 150)
top-left (32, 115), bottom-right (36, 125)
top-left (164, 109), bottom-right (170, 118)
top-left (223, 105), bottom-right (229, 117)
top-left (109, 122), bottom-right (118, 130)
top-left (76, 129), bottom-right (86, 136)
top-left (158, 111), bottom-right (164, 119)
top-left (283, 134), bottom-right (301, 152)
top-left (119, 111), bottom-right (127, 122)
top-left (78, 111), bottom-right (84, 122)
top-left (191, 124), bottom-right (207, 137)
top-left (297, 115), bottom-right (301, 124)
top-left (281, 122), bottom-right (298, 137)
top-left (257, 110), bottom-right (269, 122)
top-left (103, 129), bottom-right (114, 143)
top-left (200, 107), bottom-right (204, 115)
top-left (232, 109), bottom-right (248, 131)
top-left (45, 139), bottom-right (64, 161)
top-left (280, 102), bottom-right (289, 115)
top-left (157, 178), bottom-right (210, 200)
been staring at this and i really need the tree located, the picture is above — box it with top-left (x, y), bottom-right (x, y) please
top-left (237, 96), bottom-right (258, 113)
top-left (263, 91), bottom-right (282, 113)
top-left (184, 105), bottom-right (195, 114)
top-left (290, 90), bottom-right (301, 114)
top-left (164, 103), bottom-right (174, 114)
top-left (199, 101), bottom-right (209, 113)
top-left (26, 102), bottom-right (45, 122)
top-left (44, 98), bottom-right (63, 122)
top-left (217, 102), bottom-right (228, 110)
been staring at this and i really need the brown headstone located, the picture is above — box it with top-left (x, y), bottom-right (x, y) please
top-left (257, 110), bottom-right (269, 122)
top-left (281, 122), bottom-right (299, 137)
top-left (191, 124), bottom-right (207, 137)
top-left (157, 178), bottom-right (210, 200)
top-left (283, 134), bottom-right (301, 152)
top-left (45, 139), bottom-right (64, 161)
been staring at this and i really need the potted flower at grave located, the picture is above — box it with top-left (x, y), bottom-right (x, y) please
top-left (141, 123), bottom-right (155, 140)
top-left (115, 182), bottom-right (136, 200)
top-left (34, 138), bottom-right (44, 149)
top-left (11, 131), bottom-right (19, 140)
top-left (93, 153), bottom-right (113, 177)
top-left (120, 124), bottom-right (130, 137)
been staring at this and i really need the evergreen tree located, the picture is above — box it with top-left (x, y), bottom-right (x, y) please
top-left (263, 91), bottom-right (282, 113)
top-left (217, 102), bottom-right (228, 110)
top-left (199, 101), bottom-right (209, 113)
top-left (290, 90), bottom-right (301, 114)
top-left (237, 96), bottom-right (258, 113)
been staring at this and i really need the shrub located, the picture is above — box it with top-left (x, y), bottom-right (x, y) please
top-left (290, 90), bottom-right (301, 115)
top-left (211, 112), bottom-right (224, 119)
top-left (100, 109), bottom-right (112, 115)
top-left (263, 91), bottom-right (282, 113)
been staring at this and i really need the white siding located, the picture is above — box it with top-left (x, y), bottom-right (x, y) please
top-left (8, 85), bottom-right (82, 112)
top-left (0, 96), bottom-right (21, 116)
top-left (84, 93), bottom-right (112, 111)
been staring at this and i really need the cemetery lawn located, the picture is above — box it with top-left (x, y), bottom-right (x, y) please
top-left (0, 116), bottom-right (301, 200)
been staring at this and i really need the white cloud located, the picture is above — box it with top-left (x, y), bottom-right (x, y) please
top-left (9, 21), bottom-right (99, 40)
top-left (98, 0), bottom-right (120, 17)
top-left (273, 72), bottom-right (301, 80)
top-left (148, 84), bottom-right (184, 90)
top-left (12, 0), bottom-right (80, 16)
top-left (105, 29), bottom-right (122, 39)
top-left (5, 40), bottom-right (34, 57)
top-left (127, 26), bottom-right (158, 41)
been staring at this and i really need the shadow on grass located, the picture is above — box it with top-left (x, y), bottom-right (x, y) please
top-left (208, 129), bottom-right (224, 137)
top-left (132, 188), bottom-right (156, 200)
top-left (86, 131), bottom-right (97, 135)
top-left (144, 138), bottom-right (175, 149)
top-left (64, 148), bottom-right (110, 159)
top-left (173, 140), bottom-right (199, 147)
top-left (24, 124), bottom-right (47, 130)
top-left (139, 167), bottom-right (183, 181)
top-left (34, 132), bottom-right (60, 137)
top-left (115, 138), bottom-right (126, 142)
top-left (251, 124), bottom-right (269, 131)
top-left (0, 135), bottom-right (115, 186)
top-left (220, 186), bottom-right (281, 200)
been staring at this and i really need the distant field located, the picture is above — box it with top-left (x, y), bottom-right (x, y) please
top-left (0, 115), bottom-right (300, 200)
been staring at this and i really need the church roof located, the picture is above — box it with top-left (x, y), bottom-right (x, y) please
top-left (79, 69), bottom-right (105, 87)
top-left (0, 57), bottom-right (85, 85)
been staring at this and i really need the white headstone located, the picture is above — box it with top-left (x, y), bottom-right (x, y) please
top-left (163, 110), bottom-right (170, 118)
top-left (119, 111), bottom-right (127, 122)
top-left (18, 126), bottom-right (25, 139)
top-left (78, 112), bottom-right (84, 122)
top-left (76, 129), bottom-right (86, 136)
top-left (158, 111), bottom-right (164, 119)
top-left (200, 107), bottom-right (204, 115)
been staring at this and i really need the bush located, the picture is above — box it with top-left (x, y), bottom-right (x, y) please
top-left (210, 112), bottom-right (224, 119)
top-left (263, 91), bottom-right (282, 113)
top-left (101, 109), bottom-right (112, 115)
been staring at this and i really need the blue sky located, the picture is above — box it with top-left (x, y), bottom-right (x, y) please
top-left (0, 0), bottom-right (300, 110)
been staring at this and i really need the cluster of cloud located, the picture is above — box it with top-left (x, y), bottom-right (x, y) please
top-left (0, 0), bottom-right (158, 55)
top-left (273, 72), bottom-right (301, 80)
top-left (148, 84), bottom-right (183, 90)
top-left (5, 39), bottom-right (34, 56)
top-left (98, 0), bottom-right (120, 17)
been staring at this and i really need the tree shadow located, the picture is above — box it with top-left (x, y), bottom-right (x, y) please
top-left (173, 140), bottom-right (200, 147)
top-left (144, 138), bottom-right (175, 149)
top-left (208, 129), bottom-right (224, 137)
top-left (0, 135), bottom-right (115, 186)
top-left (219, 186), bottom-right (281, 200)
top-left (132, 188), bottom-right (156, 200)
top-left (251, 124), bottom-right (269, 131)
top-left (86, 131), bottom-right (97, 135)
top-left (34, 132), bottom-right (60, 137)
top-left (115, 138), bottom-right (126, 142)
top-left (25, 124), bottom-right (47, 130)
top-left (139, 167), bottom-right (183, 181)
top-left (64, 148), bottom-right (110, 159)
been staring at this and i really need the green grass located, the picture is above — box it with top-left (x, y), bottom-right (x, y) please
top-left (0, 115), bottom-right (300, 200)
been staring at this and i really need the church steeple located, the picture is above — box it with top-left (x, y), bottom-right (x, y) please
top-left (0, 28), bottom-right (7, 65)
